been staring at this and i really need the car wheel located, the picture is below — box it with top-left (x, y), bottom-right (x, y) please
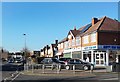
top-left (66, 65), bottom-right (70, 70)
top-left (83, 66), bottom-right (89, 71)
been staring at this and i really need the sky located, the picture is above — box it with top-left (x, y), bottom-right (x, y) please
top-left (2, 2), bottom-right (118, 52)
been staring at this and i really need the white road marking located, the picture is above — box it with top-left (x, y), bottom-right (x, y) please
top-left (102, 78), bottom-right (118, 80)
top-left (10, 73), bottom-right (20, 82)
top-left (3, 71), bottom-right (20, 82)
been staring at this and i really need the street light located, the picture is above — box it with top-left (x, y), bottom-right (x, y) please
top-left (23, 34), bottom-right (26, 50)
top-left (23, 33), bottom-right (26, 63)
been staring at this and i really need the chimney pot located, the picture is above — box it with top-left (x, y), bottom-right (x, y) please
top-left (74, 26), bottom-right (76, 30)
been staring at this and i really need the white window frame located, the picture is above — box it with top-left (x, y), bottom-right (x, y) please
top-left (76, 37), bottom-right (80, 46)
top-left (61, 43), bottom-right (64, 49)
top-left (83, 35), bottom-right (89, 44)
top-left (64, 41), bottom-right (69, 49)
top-left (90, 33), bottom-right (96, 42)
top-left (72, 39), bottom-right (75, 46)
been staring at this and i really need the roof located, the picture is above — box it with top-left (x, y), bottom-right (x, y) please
top-left (59, 16), bottom-right (120, 42)
top-left (70, 30), bottom-right (80, 37)
top-left (58, 37), bottom-right (68, 44)
top-left (81, 16), bottom-right (120, 36)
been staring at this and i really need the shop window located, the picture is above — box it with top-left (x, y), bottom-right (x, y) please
top-left (109, 51), bottom-right (117, 64)
top-left (83, 51), bottom-right (91, 62)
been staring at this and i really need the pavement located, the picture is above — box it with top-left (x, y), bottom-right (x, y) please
top-left (1, 64), bottom-right (120, 82)
top-left (9, 68), bottom-right (119, 82)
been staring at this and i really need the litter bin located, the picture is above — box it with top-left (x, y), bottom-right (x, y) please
top-left (112, 62), bottom-right (120, 72)
top-left (116, 63), bottom-right (120, 72)
top-left (112, 62), bottom-right (116, 72)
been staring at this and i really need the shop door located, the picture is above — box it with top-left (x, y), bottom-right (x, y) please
top-left (95, 52), bottom-right (105, 66)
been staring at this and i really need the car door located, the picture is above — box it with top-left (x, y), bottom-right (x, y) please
top-left (74, 59), bottom-right (83, 70)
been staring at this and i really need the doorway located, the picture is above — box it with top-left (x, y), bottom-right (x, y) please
top-left (95, 52), bottom-right (105, 66)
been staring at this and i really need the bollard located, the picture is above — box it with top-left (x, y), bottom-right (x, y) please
top-left (24, 64), bottom-right (26, 71)
top-left (51, 64), bottom-right (54, 70)
top-left (42, 65), bottom-right (45, 74)
top-left (57, 64), bottom-right (60, 74)
top-left (59, 64), bottom-right (61, 71)
top-left (27, 63), bottom-right (28, 72)
top-left (90, 66), bottom-right (93, 73)
top-left (32, 64), bottom-right (34, 73)
top-left (73, 65), bottom-right (75, 74)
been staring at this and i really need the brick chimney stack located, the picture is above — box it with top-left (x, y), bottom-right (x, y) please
top-left (55, 40), bottom-right (58, 45)
top-left (92, 18), bottom-right (98, 26)
top-left (74, 26), bottom-right (76, 30)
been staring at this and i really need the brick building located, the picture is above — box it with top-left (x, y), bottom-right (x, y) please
top-left (56, 16), bottom-right (120, 67)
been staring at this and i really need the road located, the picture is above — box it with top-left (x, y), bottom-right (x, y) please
top-left (1, 62), bottom-right (120, 82)
top-left (1, 62), bottom-right (24, 82)
top-left (10, 71), bottom-right (120, 82)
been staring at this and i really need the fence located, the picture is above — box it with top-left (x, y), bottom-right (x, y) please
top-left (24, 64), bottom-right (93, 74)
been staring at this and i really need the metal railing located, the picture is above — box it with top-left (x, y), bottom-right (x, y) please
top-left (24, 64), bottom-right (93, 74)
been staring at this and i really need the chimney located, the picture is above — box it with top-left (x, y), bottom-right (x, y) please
top-left (92, 18), bottom-right (98, 26)
top-left (74, 26), bottom-right (76, 30)
top-left (55, 40), bottom-right (58, 45)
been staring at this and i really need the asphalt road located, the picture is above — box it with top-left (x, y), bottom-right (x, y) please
top-left (1, 62), bottom-right (24, 81)
top-left (1, 62), bottom-right (120, 82)
top-left (8, 71), bottom-right (119, 82)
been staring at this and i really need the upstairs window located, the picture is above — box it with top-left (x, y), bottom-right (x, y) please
top-left (61, 43), bottom-right (64, 49)
top-left (64, 41), bottom-right (69, 49)
top-left (72, 39), bottom-right (75, 46)
top-left (76, 37), bottom-right (80, 45)
top-left (83, 35), bottom-right (89, 44)
top-left (90, 33), bottom-right (96, 42)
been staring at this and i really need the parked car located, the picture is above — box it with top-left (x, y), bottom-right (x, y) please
top-left (41, 58), bottom-right (64, 64)
top-left (59, 57), bottom-right (71, 65)
top-left (7, 59), bottom-right (14, 63)
top-left (40, 58), bottom-right (65, 69)
top-left (65, 58), bottom-right (94, 71)
top-left (14, 57), bottom-right (23, 63)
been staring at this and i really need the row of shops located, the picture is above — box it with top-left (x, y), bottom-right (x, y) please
top-left (56, 45), bottom-right (120, 67)
top-left (55, 16), bottom-right (120, 67)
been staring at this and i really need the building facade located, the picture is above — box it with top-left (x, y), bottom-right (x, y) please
top-left (40, 40), bottom-right (58, 57)
top-left (56, 16), bottom-right (120, 67)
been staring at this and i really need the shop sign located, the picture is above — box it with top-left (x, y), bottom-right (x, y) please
top-left (82, 45), bottom-right (97, 50)
top-left (99, 45), bottom-right (120, 50)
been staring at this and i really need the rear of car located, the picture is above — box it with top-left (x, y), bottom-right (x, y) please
top-left (65, 59), bottom-right (94, 71)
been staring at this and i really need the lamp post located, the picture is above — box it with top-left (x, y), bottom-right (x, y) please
top-left (23, 33), bottom-right (26, 63)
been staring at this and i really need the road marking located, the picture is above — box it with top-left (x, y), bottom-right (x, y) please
top-left (102, 78), bottom-right (118, 80)
top-left (3, 71), bottom-right (19, 82)
top-left (10, 73), bottom-right (20, 82)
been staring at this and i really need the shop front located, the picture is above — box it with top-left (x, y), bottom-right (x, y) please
top-left (63, 48), bottom-right (82, 59)
top-left (82, 45), bottom-right (120, 67)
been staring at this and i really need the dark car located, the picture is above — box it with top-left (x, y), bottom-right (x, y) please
top-left (65, 59), bottom-right (94, 71)
top-left (41, 58), bottom-right (64, 64)
top-left (59, 57), bottom-right (71, 65)
top-left (40, 58), bottom-right (65, 69)
top-left (7, 59), bottom-right (14, 63)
